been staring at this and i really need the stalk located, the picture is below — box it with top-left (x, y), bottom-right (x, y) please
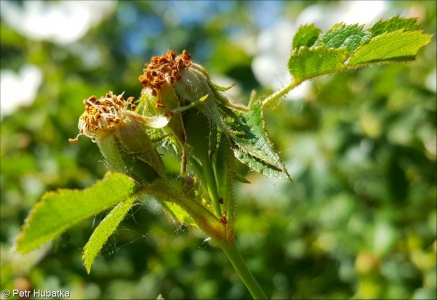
top-left (140, 178), bottom-right (267, 299)
top-left (219, 239), bottom-right (268, 299)
top-left (261, 78), bottom-right (302, 109)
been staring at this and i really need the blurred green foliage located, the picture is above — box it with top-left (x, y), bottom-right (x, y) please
top-left (1, 1), bottom-right (435, 299)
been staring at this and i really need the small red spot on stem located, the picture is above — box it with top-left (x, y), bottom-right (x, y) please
top-left (220, 213), bottom-right (227, 225)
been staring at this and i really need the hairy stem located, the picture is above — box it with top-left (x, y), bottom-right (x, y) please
top-left (261, 78), bottom-right (302, 109)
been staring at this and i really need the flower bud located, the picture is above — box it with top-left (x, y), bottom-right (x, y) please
top-left (69, 92), bottom-right (166, 184)
top-left (138, 50), bottom-right (243, 135)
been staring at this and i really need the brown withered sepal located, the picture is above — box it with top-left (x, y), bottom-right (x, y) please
top-left (138, 50), bottom-right (192, 97)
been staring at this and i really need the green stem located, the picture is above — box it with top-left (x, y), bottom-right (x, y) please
top-left (144, 179), bottom-right (265, 298)
top-left (261, 78), bottom-right (302, 109)
top-left (219, 239), bottom-right (268, 299)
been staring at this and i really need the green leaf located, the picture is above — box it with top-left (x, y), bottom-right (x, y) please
top-left (369, 15), bottom-right (421, 36)
top-left (83, 196), bottom-right (136, 273)
top-left (292, 24), bottom-right (321, 49)
top-left (16, 172), bottom-right (137, 254)
top-left (287, 17), bottom-right (432, 82)
top-left (229, 102), bottom-right (291, 181)
top-left (288, 46), bottom-right (349, 81)
top-left (314, 23), bottom-right (371, 52)
top-left (348, 30), bottom-right (432, 66)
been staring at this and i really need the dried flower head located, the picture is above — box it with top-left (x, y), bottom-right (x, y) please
top-left (69, 91), bottom-right (170, 143)
top-left (69, 92), bottom-right (135, 143)
top-left (138, 50), bottom-right (192, 96)
top-left (69, 91), bottom-right (168, 181)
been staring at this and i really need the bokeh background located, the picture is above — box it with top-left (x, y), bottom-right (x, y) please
top-left (1, 1), bottom-right (436, 299)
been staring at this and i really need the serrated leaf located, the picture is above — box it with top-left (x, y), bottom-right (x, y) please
top-left (314, 23), bottom-right (371, 52)
top-left (16, 172), bottom-right (137, 254)
top-left (83, 196), bottom-right (136, 273)
top-left (229, 102), bottom-right (291, 181)
top-left (370, 15), bottom-right (421, 36)
top-left (348, 30), bottom-right (432, 66)
top-left (287, 17), bottom-right (432, 82)
top-left (292, 24), bottom-right (321, 49)
top-left (234, 148), bottom-right (290, 180)
top-left (288, 46), bottom-right (349, 81)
